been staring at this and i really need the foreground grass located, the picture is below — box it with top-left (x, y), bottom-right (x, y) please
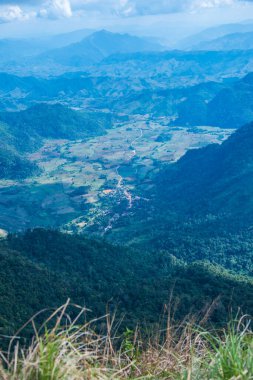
top-left (0, 302), bottom-right (252, 379)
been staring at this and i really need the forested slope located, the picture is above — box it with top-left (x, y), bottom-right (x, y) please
top-left (0, 229), bottom-right (252, 338)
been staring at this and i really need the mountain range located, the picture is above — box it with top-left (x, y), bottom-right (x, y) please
top-left (176, 73), bottom-right (253, 128)
top-left (0, 29), bottom-right (94, 62)
top-left (38, 30), bottom-right (163, 67)
top-left (179, 21), bottom-right (253, 49)
top-left (1, 22), bottom-right (253, 350)
top-left (192, 31), bottom-right (253, 51)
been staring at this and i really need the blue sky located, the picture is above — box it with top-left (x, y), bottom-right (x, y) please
top-left (1, 0), bottom-right (253, 39)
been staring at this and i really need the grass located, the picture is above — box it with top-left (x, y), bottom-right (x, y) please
top-left (0, 301), bottom-right (252, 380)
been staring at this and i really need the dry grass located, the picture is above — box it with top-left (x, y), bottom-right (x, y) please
top-left (0, 300), bottom-right (252, 380)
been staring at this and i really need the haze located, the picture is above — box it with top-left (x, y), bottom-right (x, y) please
top-left (1, 0), bottom-right (253, 44)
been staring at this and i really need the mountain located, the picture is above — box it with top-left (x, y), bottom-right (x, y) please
top-left (36, 28), bottom-right (94, 49)
top-left (0, 120), bottom-right (40, 179)
top-left (176, 73), bottom-right (253, 128)
top-left (179, 21), bottom-right (253, 49)
top-left (95, 49), bottom-right (253, 88)
top-left (107, 121), bottom-right (253, 275)
top-left (0, 144), bottom-right (39, 180)
top-left (192, 31), bottom-right (253, 51)
top-left (0, 39), bottom-right (43, 62)
top-left (155, 121), bottom-right (253, 219)
top-left (0, 29), bottom-right (94, 63)
top-left (0, 104), bottom-right (112, 179)
top-left (38, 30), bottom-right (163, 68)
top-left (0, 103), bottom-right (112, 151)
top-left (0, 228), bottom-right (253, 336)
top-left (110, 81), bottom-right (225, 118)
top-left (207, 73), bottom-right (253, 128)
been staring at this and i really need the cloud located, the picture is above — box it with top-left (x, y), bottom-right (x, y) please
top-left (69, 0), bottom-right (249, 17)
top-left (193, 0), bottom-right (235, 8)
top-left (115, 0), bottom-right (241, 16)
top-left (39, 0), bottom-right (72, 19)
top-left (0, 0), bottom-right (251, 22)
top-left (0, 5), bottom-right (30, 22)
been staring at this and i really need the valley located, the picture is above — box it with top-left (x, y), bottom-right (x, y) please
top-left (1, 14), bottom-right (253, 379)
top-left (0, 114), bottom-right (233, 234)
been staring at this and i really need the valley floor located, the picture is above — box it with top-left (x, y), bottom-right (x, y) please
top-left (0, 114), bottom-right (233, 235)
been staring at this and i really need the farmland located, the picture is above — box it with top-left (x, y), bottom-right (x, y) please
top-left (0, 115), bottom-right (233, 234)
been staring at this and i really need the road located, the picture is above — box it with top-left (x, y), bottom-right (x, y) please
top-left (103, 127), bottom-right (143, 234)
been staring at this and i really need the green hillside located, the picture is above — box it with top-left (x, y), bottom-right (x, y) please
top-left (0, 104), bottom-right (112, 179)
top-left (107, 121), bottom-right (253, 275)
top-left (0, 103), bottom-right (111, 147)
top-left (176, 73), bottom-right (253, 128)
top-left (0, 229), bottom-right (253, 337)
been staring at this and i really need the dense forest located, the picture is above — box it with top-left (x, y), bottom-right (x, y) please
top-left (0, 228), bottom-right (252, 342)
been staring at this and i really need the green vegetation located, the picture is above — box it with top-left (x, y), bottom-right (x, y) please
top-left (0, 103), bottom-right (112, 151)
top-left (0, 104), bottom-right (112, 179)
top-left (0, 302), bottom-right (252, 380)
top-left (0, 144), bottom-right (40, 179)
top-left (108, 120), bottom-right (253, 276)
top-left (176, 73), bottom-right (253, 129)
top-left (0, 114), bottom-right (231, 232)
top-left (1, 31), bottom-right (253, 380)
top-left (0, 229), bottom-right (253, 339)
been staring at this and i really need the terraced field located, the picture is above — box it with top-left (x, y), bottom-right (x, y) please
top-left (0, 115), bottom-right (233, 234)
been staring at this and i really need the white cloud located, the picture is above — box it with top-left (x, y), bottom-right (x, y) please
top-left (70, 0), bottom-right (241, 17)
top-left (39, 0), bottom-right (72, 19)
top-left (192, 0), bottom-right (235, 8)
top-left (0, 5), bottom-right (30, 22)
top-left (0, 0), bottom-right (250, 23)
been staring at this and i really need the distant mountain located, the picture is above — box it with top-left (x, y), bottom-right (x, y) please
top-left (108, 81), bottom-right (225, 117)
top-left (192, 31), bottom-right (253, 51)
top-left (38, 30), bottom-right (163, 67)
top-left (95, 49), bottom-right (253, 88)
top-left (0, 39), bottom-right (44, 62)
top-left (38, 28), bottom-right (94, 49)
top-left (176, 73), bottom-right (253, 128)
top-left (0, 29), bottom-right (94, 63)
top-left (179, 22), bottom-right (253, 49)
top-left (207, 73), bottom-right (253, 128)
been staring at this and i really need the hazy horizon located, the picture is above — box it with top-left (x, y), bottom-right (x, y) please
top-left (1, 0), bottom-right (253, 44)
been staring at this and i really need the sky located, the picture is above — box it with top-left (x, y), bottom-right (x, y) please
top-left (1, 0), bottom-right (253, 41)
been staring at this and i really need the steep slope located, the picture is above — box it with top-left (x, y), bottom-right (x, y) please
top-left (38, 30), bottom-right (163, 67)
top-left (0, 121), bottom-right (40, 179)
top-left (176, 72), bottom-right (253, 128)
top-left (155, 121), bottom-right (253, 217)
top-left (0, 144), bottom-right (39, 180)
top-left (0, 229), bottom-right (253, 337)
top-left (207, 73), bottom-right (253, 128)
top-left (108, 122), bottom-right (253, 273)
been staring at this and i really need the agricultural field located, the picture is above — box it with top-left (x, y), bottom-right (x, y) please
top-left (0, 115), bottom-right (233, 234)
